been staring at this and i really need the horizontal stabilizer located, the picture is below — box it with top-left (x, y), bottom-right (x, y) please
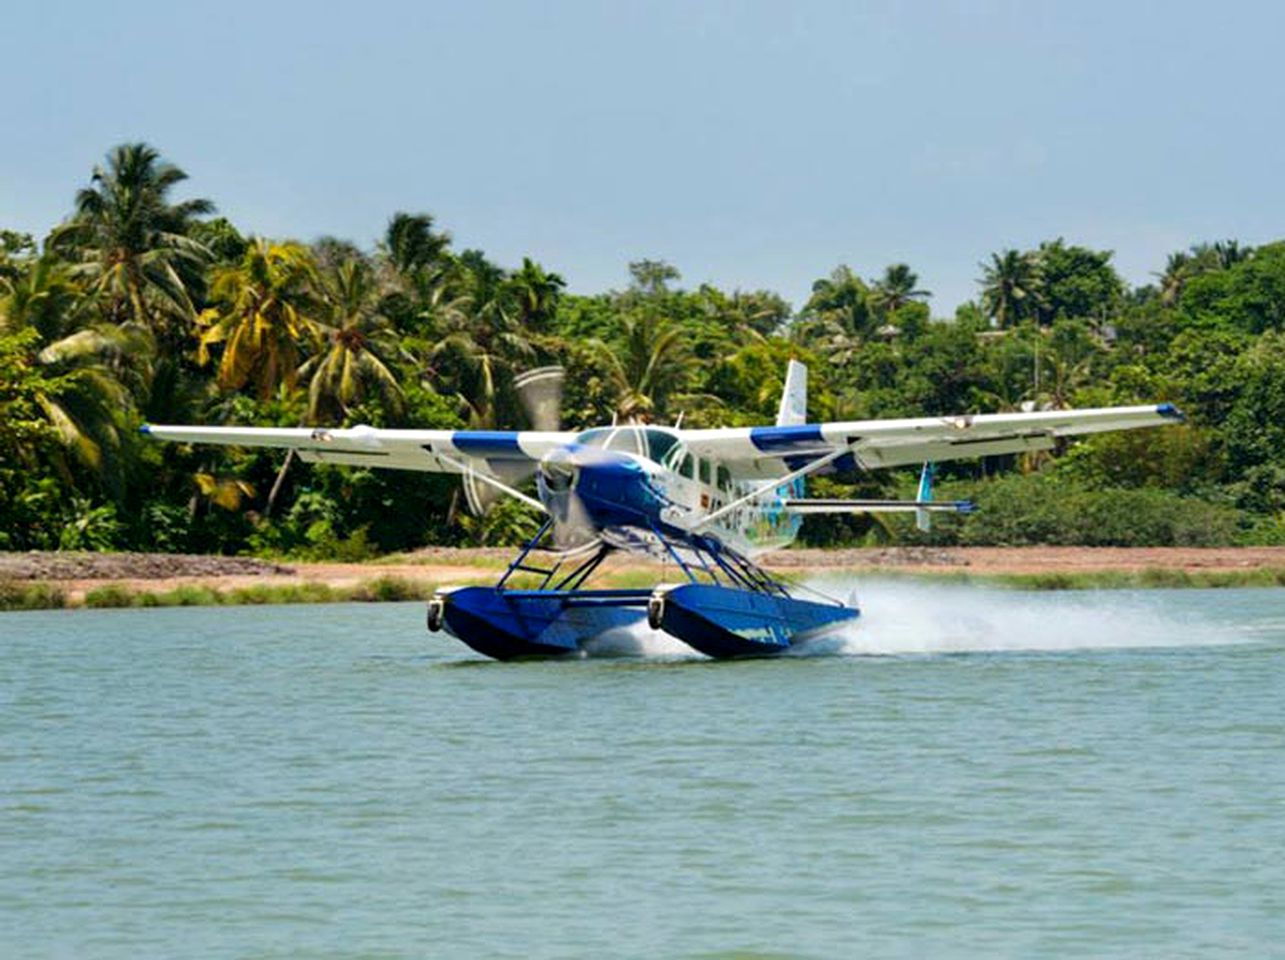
top-left (782, 498), bottom-right (976, 515)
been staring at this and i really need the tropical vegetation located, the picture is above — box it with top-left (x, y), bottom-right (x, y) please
top-left (2, 143), bottom-right (1283, 556)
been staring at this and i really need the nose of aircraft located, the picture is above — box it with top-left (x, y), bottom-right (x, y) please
top-left (537, 444), bottom-right (658, 527)
top-left (538, 446), bottom-right (579, 495)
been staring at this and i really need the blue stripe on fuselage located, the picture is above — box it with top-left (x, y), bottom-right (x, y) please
top-left (452, 431), bottom-right (525, 457)
top-left (749, 424), bottom-right (824, 452)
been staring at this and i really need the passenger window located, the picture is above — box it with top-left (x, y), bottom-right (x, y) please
top-left (698, 459), bottom-right (711, 484)
top-left (680, 453), bottom-right (695, 479)
top-left (717, 466), bottom-right (731, 491)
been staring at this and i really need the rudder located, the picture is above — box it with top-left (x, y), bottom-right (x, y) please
top-left (776, 359), bottom-right (807, 427)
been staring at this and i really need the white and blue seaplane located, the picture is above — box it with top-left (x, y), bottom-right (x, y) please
top-left (143, 361), bottom-right (1182, 659)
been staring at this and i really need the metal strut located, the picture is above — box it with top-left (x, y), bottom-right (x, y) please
top-left (496, 518), bottom-right (557, 589)
top-left (496, 519), bottom-right (613, 593)
top-left (649, 520), bottom-right (703, 584)
top-left (699, 537), bottom-right (792, 598)
top-left (495, 516), bottom-right (803, 603)
top-left (644, 523), bottom-right (792, 599)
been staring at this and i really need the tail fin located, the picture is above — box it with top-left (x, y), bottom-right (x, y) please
top-left (915, 462), bottom-right (935, 532)
top-left (776, 359), bottom-right (807, 426)
top-left (778, 360), bottom-right (809, 508)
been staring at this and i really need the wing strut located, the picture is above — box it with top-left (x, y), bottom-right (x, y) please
top-left (436, 454), bottom-right (547, 513)
top-left (692, 443), bottom-right (855, 532)
top-left (782, 498), bottom-right (974, 515)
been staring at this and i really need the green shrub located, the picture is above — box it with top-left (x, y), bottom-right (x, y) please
top-left (348, 576), bottom-right (429, 602)
top-left (226, 582), bottom-right (339, 604)
top-left (911, 473), bottom-right (1245, 547)
top-left (84, 584), bottom-right (136, 608)
top-left (165, 585), bottom-right (223, 606)
top-left (0, 580), bottom-right (67, 611)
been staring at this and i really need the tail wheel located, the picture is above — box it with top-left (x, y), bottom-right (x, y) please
top-left (647, 593), bottom-right (665, 631)
top-left (427, 597), bottom-right (446, 633)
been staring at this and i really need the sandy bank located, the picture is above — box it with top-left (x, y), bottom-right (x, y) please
top-left (3, 546), bottom-right (1284, 606)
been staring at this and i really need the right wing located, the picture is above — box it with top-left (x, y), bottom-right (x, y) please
top-left (678, 403), bottom-right (1184, 475)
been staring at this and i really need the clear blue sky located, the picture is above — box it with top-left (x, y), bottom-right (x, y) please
top-left (2, 0), bottom-right (1282, 313)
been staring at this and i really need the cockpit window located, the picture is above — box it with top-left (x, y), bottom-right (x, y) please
top-left (575, 427), bottom-right (615, 450)
top-left (575, 426), bottom-right (680, 463)
top-left (646, 429), bottom-right (679, 464)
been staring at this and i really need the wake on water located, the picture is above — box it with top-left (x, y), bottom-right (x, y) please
top-left (582, 578), bottom-right (1250, 660)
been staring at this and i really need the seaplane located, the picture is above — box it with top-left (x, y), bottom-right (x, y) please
top-left (142, 361), bottom-right (1183, 659)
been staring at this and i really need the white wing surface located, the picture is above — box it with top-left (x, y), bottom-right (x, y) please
top-left (140, 424), bottom-right (575, 473)
top-left (677, 403), bottom-right (1184, 475)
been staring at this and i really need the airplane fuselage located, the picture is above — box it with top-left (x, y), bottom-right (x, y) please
top-left (538, 426), bottom-right (802, 557)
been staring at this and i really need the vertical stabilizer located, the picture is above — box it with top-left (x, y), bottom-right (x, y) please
top-left (915, 462), bottom-right (935, 532)
top-left (777, 360), bottom-right (809, 515)
top-left (776, 360), bottom-right (808, 426)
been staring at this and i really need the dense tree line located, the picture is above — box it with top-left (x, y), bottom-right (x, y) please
top-left (1, 143), bottom-right (1282, 555)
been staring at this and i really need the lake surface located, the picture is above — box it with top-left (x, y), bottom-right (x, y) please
top-left (2, 581), bottom-right (1284, 959)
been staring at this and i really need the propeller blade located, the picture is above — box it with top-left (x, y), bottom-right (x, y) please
top-left (462, 459), bottom-right (538, 516)
top-left (514, 366), bottom-right (565, 432)
top-left (552, 489), bottom-right (599, 551)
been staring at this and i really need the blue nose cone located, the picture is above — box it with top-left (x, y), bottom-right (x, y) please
top-left (538, 445), bottom-right (663, 529)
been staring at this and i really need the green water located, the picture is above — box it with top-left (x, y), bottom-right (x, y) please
top-left (2, 582), bottom-right (1284, 958)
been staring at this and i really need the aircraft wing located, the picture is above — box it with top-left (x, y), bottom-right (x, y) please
top-left (140, 424), bottom-right (575, 473)
top-left (678, 403), bottom-right (1184, 473)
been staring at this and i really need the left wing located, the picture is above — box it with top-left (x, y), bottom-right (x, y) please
top-left (679, 403), bottom-right (1184, 475)
top-left (140, 424), bottom-right (574, 473)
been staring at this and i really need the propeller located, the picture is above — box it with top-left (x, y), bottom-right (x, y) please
top-left (535, 443), bottom-right (602, 551)
top-left (461, 459), bottom-right (536, 515)
top-left (462, 365), bottom-right (567, 515)
top-left (462, 365), bottom-right (602, 553)
top-left (513, 365), bottom-right (565, 432)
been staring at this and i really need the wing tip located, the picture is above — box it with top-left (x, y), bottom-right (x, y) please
top-left (1156, 402), bottom-right (1186, 422)
top-left (139, 423), bottom-right (152, 436)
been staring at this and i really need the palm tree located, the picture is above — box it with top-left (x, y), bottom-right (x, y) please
top-left (425, 253), bottom-right (543, 429)
top-left (302, 257), bottom-right (404, 424)
top-left (34, 325), bottom-right (151, 484)
top-left (383, 212), bottom-right (452, 276)
top-left (1, 264), bottom-right (149, 490)
top-left (794, 266), bottom-right (875, 364)
top-left (51, 143), bottom-right (213, 337)
top-left (699, 287), bottom-right (790, 342)
top-left (197, 240), bottom-right (321, 400)
top-left (508, 257), bottom-right (565, 332)
top-left (594, 312), bottom-right (690, 422)
top-left (0, 230), bottom-right (37, 294)
top-left (0, 255), bottom-right (90, 344)
top-left (429, 304), bottom-right (535, 428)
top-left (628, 259), bottom-right (680, 297)
top-left (1154, 252), bottom-right (1191, 306)
top-left (979, 250), bottom-right (1045, 327)
top-left (1212, 239), bottom-right (1252, 269)
top-left (870, 264), bottom-right (931, 317)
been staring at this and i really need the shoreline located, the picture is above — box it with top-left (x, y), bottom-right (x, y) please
top-left (3, 546), bottom-right (1285, 611)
